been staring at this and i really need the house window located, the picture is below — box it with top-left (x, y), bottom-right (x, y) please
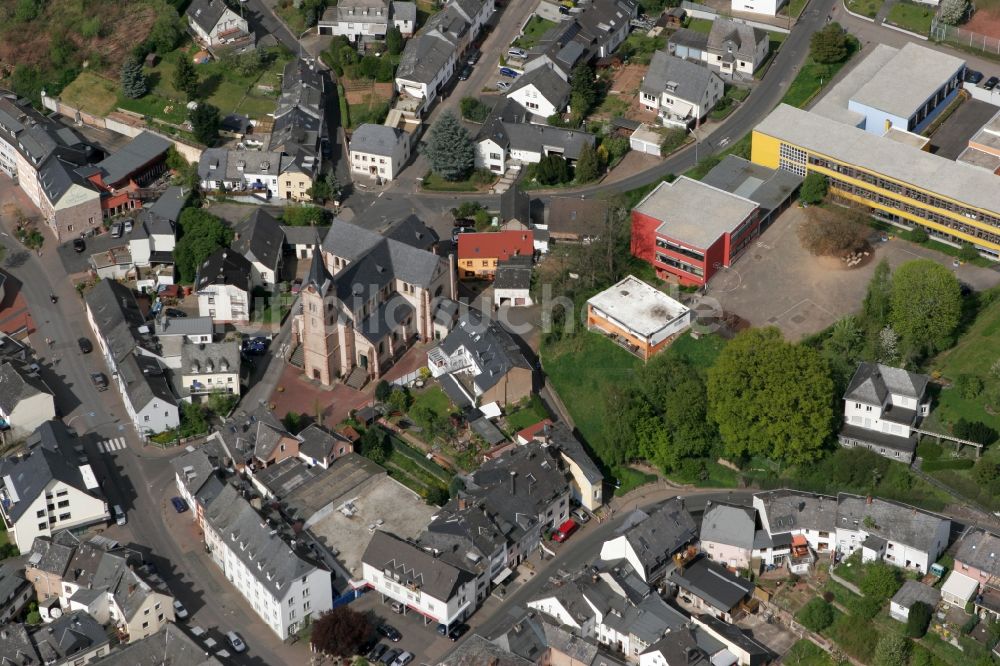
top-left (489, 152), bottom-right (501, 160)
top-left (38, 522), bottom-right (47, 531)
top-left (36, 509), bottom-right (45, 518)
top-left (144, 415), bottom-right (150, 422)
top-left (208, 297), bottom-right (215, 305)
top-left (58, 500), bottom-right (69, 508)
top-left (59, 513), bottom-right (71, 521)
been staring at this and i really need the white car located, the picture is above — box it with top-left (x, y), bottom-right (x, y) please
top-left (507, 47), bottom-right (526, 59)
top-left (497, 80), bottom-right (511, 91)
top-left (172, 600), bottom-right (188, 620)
top-left (572, 508), bottom-right (591, 524)
top-left (226, 631), bottom-right (246, 653)
top-left (391, 651), bottom-right (414, 666)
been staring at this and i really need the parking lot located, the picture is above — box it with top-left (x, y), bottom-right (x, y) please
top-left (352, 590), bottom-right (456, 665)
top-left (927, 98), bottom-right (999, 159)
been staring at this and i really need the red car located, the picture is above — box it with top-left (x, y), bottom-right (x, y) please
top-left (552, 519), bottom-right (579, 543)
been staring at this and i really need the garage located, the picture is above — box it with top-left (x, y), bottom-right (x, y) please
top-left (630, 123), bottom-right (663, 157)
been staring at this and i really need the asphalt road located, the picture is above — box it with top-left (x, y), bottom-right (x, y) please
top-left (242, 0), bottom-right (302, 53)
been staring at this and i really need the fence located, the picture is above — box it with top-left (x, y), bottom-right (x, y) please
top-left (390, 367), bottom-right (428, 388)
top-left (931, 18), bottom-right (1000, 55)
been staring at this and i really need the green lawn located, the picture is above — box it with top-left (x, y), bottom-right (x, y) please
top-left (665, 459), bottom-right (740, 487)
top-left (505, 397), bottom-right (550, 432)
top-left (786, 0), bottom-right (810, 17)
top-left (781, 48), bottom-right (856, 109)
top-left (686, 18), bottom-right (713, 33)
top-left (886, 0), bottom-right (935, 34)
top-left (664, 331), bottom-right (728, 369)
top-left (411, 386), bottom-right (453, 416)
top-left (422, 171), bottom-right (493, 192)
top-left (782, 640), bottom-right (836, 666)
top-left (845, 0), bottom-right (884, 18)
top-left (384, 435), bottom-right (451, 499)
top-left (617, 31), bottom-right (668, 65)
top-left (613, 466), bottom-right (657, 496)
top-left (513, 16), bottom-right (556, 50)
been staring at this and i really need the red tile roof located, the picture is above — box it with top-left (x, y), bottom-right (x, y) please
top-left (457, 231), bottom-right (534, 262)
top-left (516, 419), bottom-right (553, 443)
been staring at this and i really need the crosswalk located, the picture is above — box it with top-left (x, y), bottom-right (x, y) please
top-left (97, 438), bottom-right (128, 454)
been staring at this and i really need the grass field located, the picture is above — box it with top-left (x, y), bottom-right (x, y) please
top-left (786, 0), bottom-right (810, 17)
top-left (781, 44), bottom-right (858, 108)
top-left (686, 18), bottom-right (713, 33)
top-left (613, 466), bottom-right (657, 496)
top-left (410, 386), bottom-right (453, 416)
top-left (782, 640), bottom-right (836, 666)
top-left (845, 0), bottom-right (884, 18)
top-left (422, 172), bottom-right (485, 192)
top-left (513, 16), bottom-right (556, 50)
top-left (385, 435), bottom-right (451, 500)
top-left (886, 0), bottom-right (935, 34)
top-left (505, 397), bottom-right (550, 432)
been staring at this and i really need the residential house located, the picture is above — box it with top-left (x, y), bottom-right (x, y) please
top-left (493, 613), bottom-right (606, 666)
top-left (85, 624), bottom-right (223, 666)
top-left (297, 424), bottom-right (354, 469)
top-left (640, 51), bottom-right (724, 128)
top-left (317, 0), bottom-right (390, 42)
top-left (689, 615), bottom-right (773, 666)
top-left (282, 224), bottom-right (326, 259)
top-left (154, 317), bottom-right (214, 369)
top-left (127, 186), bottom-right (183, 282)
top-left (494, 258), bottom-right (534, 308)
top-left (457, 230), bottom-right (534, 280)
top-left (706, 19), bottom-right (768, 77)
top-left (185, 0), bottom-right (254, 51)
top-left (500, 186), bottom-right (532, 227)
top-left (428, 308), bottom-right (534, 408)
top-left (349, 123), bottom-right (411, 182)
top-left (753, 489), bottom-right (837, 569)
top-left (0, 557), bottom-right (32, 623)
top-left (546, 197), bottom-right (609, 243)
top-left (24, 530), bottom-right (80, 604)
top-left (170, 437), bottom-right (230, 528)
top-left (232, 209), bottom-right (284, 289)
top-left (216, 402), bottom-right (300, 470)
top-left (201, 483), bottom-right (333, 638)
top-left (393, 1), bottom-right (417, 36)
top-left (835, 493), bottom-right (950, 573)
top-left (599, 499), bottom-right (697, 583)
top-left (29, 610), bottom-right (111, 664)
top-left (180, 341), bottom-right (241, 400)
top-left (475, 100), bottom-right (596, 174)
top-left (639, 628), bottom-right (712, 666)
top-left (0, 422), bottom-right (108, 552)
top-left (0, 360), bottom-right (56, 437)
top-left (838, 363), bottom-right (930, 463)
top-left (523, 20), bottom-right (593, 82)
top-left (506, 67), bottom-right (572, 119)
top-left (586, 276), bottom-right (691, 361)
top-left (951, 528), bottom-right (1000, 619)
top-left (890, 580), bottom-right (941, 622)
top-left (84, 131), bottom-right (172, 222)
top-left (941, 570), bottom-right (979, 610)
top-left (667, 555), bottom-right (754, 622)
top-left (525, 422), bottom-right (604, 511)
top-left (195, 248), bottom-right (252, 324)
top-left (196, 148), bottom-right (292, 200)
top-left (575, 0), bottom-right (638, 58)
top-left (699, 502), bottom-right (757, 571)
top-left (268, 60), bottom-right (325, 201)
top-left (362, 530), bottom-right (478, 629)
top-left (295, 218), bottom-right (453, 387)
top-left (442, 634), bottom-right (532, 666)
top-left (732, 0), bottom-right (785, 16)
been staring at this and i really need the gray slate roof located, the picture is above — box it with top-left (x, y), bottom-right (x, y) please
top-left (363, 530), bottom-right (474, 600)
top-left (85, 279), bottom-right (147, 363)
top-left (397, 32), bottom-right (456, 85)
top-left (494, 257), bottom-right (533, 291)
top-left (500, 186), bottom-right (531, 226)
top-left (393, 1), bottom-right (417, 21)
top-left (196, 248), bottom-right (252, 292)
top-left (0, 360), bottom-right (51, 415)
top-left (754, 489), bottom-right (837, 534)
top-left (642, 628), bottom-right (711, 666)
top-left (479, 101), bottom-right (596, 160)
top-left (836, 493), bottom-right (950, 553)
top-left (350, 123), bottom-right (405, 157)
top-left (844, 362), bottom-right (929, 404)
top-left (507, 66), bottom-right (571, 109)
top-left (543, 423), bottom-right (602, 484)
top-left (706, 17), bottom-right (765, 61)
top-left (442, 634), bottom-right (531, 666)
top-left (892, 579), bottom-right (941, 610)
top-left (25, 531), bottom-right (80, 576)
top-left (187, 0), bottom-right (234, 34)
top-left (118, 353), bottom-right (176, 412)
top-left (616, 499), bottom-right (697, 570)
top-left (955, 527), bottom-right (1000, 579)
top-left (182, 341), bottom-right (240, 375)
top-left (668, 556), bottom-right (754, 612)
top-left (31, 610), bottom-right (109, 664)
top-left (89, 623), bottom-right (222, 666)
top-left (297, 424), bottom-right (352, 464)
top-left (384, 215), bottom-right (439, 251)
top-left (641, 50), bottom-right (718, 104)
top-left (437, 308), bottom-right (533, 394)
top-left (700, 501), bottom-right (757, 550)
top-left (233, 209), bottom-right (284, 272)
top-left (0, 623), bottom-right (35, 666)
top-left (95, 132), bottom-right (171, 185)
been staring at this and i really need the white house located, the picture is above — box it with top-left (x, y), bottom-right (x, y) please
top-left (506, 67), bottom-right (571, 119)
top-left (116, 354), bottom-right (181, 436)
top-left (890, 580), bottom-right (941, 622)
top-left (493, 257), bottom-right (534, 308)
top-left (705, 19), bottom-right (769, 77)
top-left (203, 483), bottom-right (333, 638)
top-left (640, 51), bottom-right (724, 128)
top-left (362, 530), bottom-right (477, 629)
top-left (836, 493), bottom-right (950, 574)
top-left (475, 100), bottom-right (596, 173)
top-left (185, 0), bottom-right (253, 50)
top-left (839, 362), bottom-right (930, 463)
top-left (195, 248), bottom-right (253, 324)
top-left (753, 489), bottom-right (837, 570)
top-left (731, 0), bottom-right (784, 17)
top-left (232, 209), bottom-right (284, 290)
top-left (393, 1), bottom-right (417, 36)
top-left (197, 149), bottom-right (291, 200)
top-left (0, 421), bottom-right (108, 552)
top-left (317, 0), bottom-right (389, 41)
top-left (0, 360), bottom-right (56, 437)
top-left (941, 571), bottom-right (979, 608)
top-left (180, 341), bottom-right (241, 400)
top-left (349, 123), bottom-right (411, 182)
top-left (599, 499), bottom-right (697, 583)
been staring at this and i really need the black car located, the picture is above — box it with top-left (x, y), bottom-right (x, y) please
top-left (368, 644), bottom-right (388, 661)
top-left (458, 65), bottom-right (472, 81)
top-left (78, 337), bottom-right (93, 354)
top-left (965, 69), bottom-right (984, 85)
top-left (451, 226), bottom-right (476, 244)
top-left (985, 76), bottom-right (1000, 91)
top-left (380, 649), bottom-right (400, 665)
top-left (72, 238), bottom-right (86, 253)
top-left (377, 624), bottom-right (401, 642)
top-left (165, 308), bottom-right (188, 318)
top-left (448, 624), bottom-right (470, 641)
top-left (466, 48), bottom-right (481, 65)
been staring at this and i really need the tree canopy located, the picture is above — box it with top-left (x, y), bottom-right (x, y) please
top-left (173, 55), bottom-right (200, 100)
top-left (796, 598), bottom-right (835, 632)
top-left (174, 209), bottom-right (233, 283)
top-left (890, 259), bottom-right (962, 357)
top-left (810, 23), bottom-right (850, 64)
top-left (939, 0), bottom-right (969, 24)
top-left (799, 173), bottom-right (828, 205)
top-left (860, 561), bottom-right (902, 601)
top-left (707, 327), bottom-right (835, 465)
top-left (574, 142), bottom-right (601, 183)
top-left (425, 112), bottom-right (475, 181)
top-left (386, 26), bottom-right (404, 55)
top-left (282, 205), bottom-right (329, 227)
top-left (120, 56), bottom-right (148, 99)
top-left (311, 607), bottom-right (372, 658)
top-left (189, 102), bottom-right (220, 146)
top-left (797, 207), bottom-right (870, 257)
top-left (360, 427), bottom-right (390, 464)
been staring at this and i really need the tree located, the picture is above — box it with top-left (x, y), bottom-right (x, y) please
top-left (308, 179), bottom-right (333, 203)
top-left (189, 103), bottom-right (220, 146)
top-left (425, 112), bottom-right (475, 181)
top-left (173, 55), bottom-right (200, 100)
top-left (386, 26), bottom-right (404, 55)
top-left (877, 325), bottom-right (900, 365)
top-left (707, 327), bottom-right (834, 465)
top-left (954, 418), bottom-right (999, 446)
top-left (388, 389), bottom-right (411, 415)
top-left (799, 172), bottom-right (828, 205)
top-left (282, 205), bottom-right (329, 227)
top-left (375, 380), bottom-right (392, 402)
top-left (459, 97), bottom-right (490, 123)
top-left (119, 56), bottom-right (148, 99)
top-left (959, 243), bottom-right (979, 262)
top-left (797, 208), bottom-right (869, 257)
top-left (179, 402), bottom-right (209, 437)
top-left (796, 598), bottom-right (835, 632)
top-left (872, 633), bottom-right (910, 666)
top-left (574, 142), bottom-right (600, 183)
top-left (425, 485), bottom-right (449, 506)
top-left (326, 171), bottom-right (343, 203)
top-left (360, 427), bottom-right (390, 464)
top-left (810, 23), bottom-right (850, 64)
top-left (148, 9), bottom-right (183, 53)
top-left (890, 259), bottom-right (962, 356)
top-left (357, 54), bottom-right (381, 80)
top-left (283, 411), bottom-right (304, 434)
top-left (535, 154), bottom-right (571, 185)
top-left (174, 209), bottom-right (234, 283)
top-left (862, 259), bottom-right (892, 330)
top-left (908, 226), bottom-right (929, 243)
top-left (939, 0), bottom-right (969, 25)
top-left (570, 63), bottom-right (598, 115)
top-left (311, 607), bottom-right (372, 658)
top-left (860, 561), bottom-right (902, 601)
top-left (905, 601), bottom-right (932, 638)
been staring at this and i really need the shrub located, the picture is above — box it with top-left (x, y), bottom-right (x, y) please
top-left (800, 172), bottom-right (828, 205)
top-left (796, 598), bottom-right (835, 632)
top-left (907, 227), bottom-right (929, 243)
top-left (956, 374), bottom-right (985, 399)
top-left (860, 561), bottom-right (902, 601)
top-left (459, 97), bottom-right (490, 123)
top-left (905, 601), bottom-right (932, 638)
top-left (917, 440), bottom-right (942, 461)
top-left (921, 458), bottom-right (974, 472)
top-left (953, 418), bottom-right (999, 446)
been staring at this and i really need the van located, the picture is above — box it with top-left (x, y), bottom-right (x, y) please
top-left (113, 505), bottom-right (127, 526)
top-left (552, 518), bottom-right (578, 543)
top-left (110, 222), bottom-right (123, 238)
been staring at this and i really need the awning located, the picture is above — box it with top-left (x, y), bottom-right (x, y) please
top-left (492, 567), bottom-right (514, 585)
top-left (792, 534), bottom-right (808, 547)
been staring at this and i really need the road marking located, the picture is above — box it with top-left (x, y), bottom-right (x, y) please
top-left (98, 438), bottom-right (127, 453)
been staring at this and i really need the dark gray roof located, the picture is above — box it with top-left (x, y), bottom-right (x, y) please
top-left (171, 441), bottom-right (227, 498)
top-left (500, 186), bottom-right (531, 225)
top-left (196, 248), bottom-right (252, 292)
top-left (363, 530), bottom-right (474, 600)
top-left (694, 614), bottom-right (773, 663)
top-left (233, 209), bottom-right (283, 272)
top-left (0, 421), bottom-right (103, 523)
top-left (495, 613), bottom-right (600, 664)
top-left (754, 489), bottom-right (837, 534)
top-left (701, 155), bottom-right (802, 213)
top-left (253, 457), bottom-right (321, 497)
top-left (442, 635), bottom-right (531, 666)
top-left (25, 531), bottom-right (80, 576)
top-left (668, 28), bottom-right (709, 51)
top-left (297, 424), bottom-right (352, 464)
top-left (642, 628), bottom-right (711, 666)
top-left (350, 123), bottom-right (406, 157)
top-left (470, 417), bottom-right (506, 445)
top-left (217, 401), bottom-right (294, 464)
top-left (439, 373), bottom-right (473, 409)
top-left (604, 594), bottom-right (687, 644)
top-left (844, 362), bottom-right (929, 404)
top-left (0, 556), bottom-right (29, 611)
top-left (479, 100), bottom-right (596, 160)
top-left (892, 579), bottom-right (941, 610)
top-left (118, 353), bottom-right (176, 411)
top-left (707, 18), bottom-right (765, 61)
top-left (0, 623), bottom-right (36, 666)
top-left (397, 31), bottom-right (456, 85)
top-left (837, 493), bottom-right (950, 553)
top-left (616, 499), bottom-right (697, 570)
top-left (31, 610), bottom-right (109, 664)
top-left (507, 66), bottom-right (571, 110)
top-left (203, 484), bottom-right (325, 598)
top-left (955, 528), bottom-right (1000, 578)
top-left (546, 197), bottom-right (608, 238)
top-left (281, 224), bottom-right (326, 246)
top-left (90, 623), bottom-right (222, 666)
top-left (85, 279), bottom-right (147, 363)
top-left (359, 293), bottom-right (415, 343)
top-left (700, 501), bottom-right (757, 550)
top-left (384, 215), bottom-right (439, 252)
top-left (437, 309), bottom-right (533, 394)
top-left (668, 556), bottom-right (754, 612)
top-left (95, 132), bottom-right (171, 185)
top-left (575, 0), bottom-right (636, 47)
top-left (419, 500), bottom-right (508, 571)
top-left (187, 0), bottom-right (233, 34)
top-left (641, 50), bottom-right (719, 103)
top-left (839, 423), bottom-right (918, 454)
top-left (494, 257), bottom-right (533, 291)
top-left (393, 1), bottom-right (417, 21)
top-left (0, 360), bottom-right (51, 414)
top-left (182, 341), bottom-right (240, 375)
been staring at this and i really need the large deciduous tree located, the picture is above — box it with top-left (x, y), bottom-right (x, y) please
top-left (425, 112), bottom-right (475, 181)
top-left (798, 172), bottom-right (828, 205)
top-left (890, 259), bottom-right (961, 357)
top-left (938, 0), bottom-right (969, 25)
top-left (810, 23), bottom-right (850, 64)
top-left (797, 207), bottom-right (870, 257)
top-left (311, 607), bottom-right (372, 658)
top-left (707, 327), bottom-right (834, 465)
top-left (174, 209), bottom-right (233, 283)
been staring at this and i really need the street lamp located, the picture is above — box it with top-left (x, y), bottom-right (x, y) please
top-left (688, 124), bottom-right (699, 164)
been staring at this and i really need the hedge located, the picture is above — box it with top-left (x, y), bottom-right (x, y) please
top-left (922, 458), bottom-right (975, 472)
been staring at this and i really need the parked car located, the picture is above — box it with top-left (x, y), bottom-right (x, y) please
top-left (458, 65), bottom-right (472, 81)
top-left (467, 48), bottom-right (481, 65)
top-left (90, 372), bottom-right (108, 392)
top-left (499, 67), bottom-right (519, 78)
top-left (72, 238), bottom-right (86, 253)
top-left (986, 76), bottom-right (1000, 91)
top-left (390, 601), bottom-right (404, 614)
top-left (572, 508), bottom-right (591, 524)
top-left (552, 518), bottom-right (579, 543)
top-left (172, 599), bottom-right (188, 620)
top-left (391, 651), bottom-right (414, 666)
top-left (78, 337), bottom-right (93, 354)
top-left (378, 624), bottom-right (401, 642)
top-left (110, 222), bottom-right (123, 238)
top-left (507, 47), bottom-right (526, 59)
top-left (380, 649), bottom-right (400, 665)
top-left (452, 226), bottom-right (476, 243)
top-left (966, 69), bottom-right (984, 84)
top-left (226, 632), bottom-right (246, 653)
top-left (368, 644), bottom-right (388, 661)
top-left (123, 220), bottom-right (133, 234)
top-left (496, 80), bottom-right (511, 91)
top-left (165, 308), bottom-right (187, 318)
top-left (170, 497), bottom-right (189, 513)
top-left (448, 624), bottom-right (469, 641)
top-left (113, 505), bottom-right (127, 526)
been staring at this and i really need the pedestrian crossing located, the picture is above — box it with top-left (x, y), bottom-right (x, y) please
top-left (97, 438), bottom-right (128, 453)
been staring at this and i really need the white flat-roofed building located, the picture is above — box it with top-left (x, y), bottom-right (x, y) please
top-left (586, 275), bottom-right (692, 360)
